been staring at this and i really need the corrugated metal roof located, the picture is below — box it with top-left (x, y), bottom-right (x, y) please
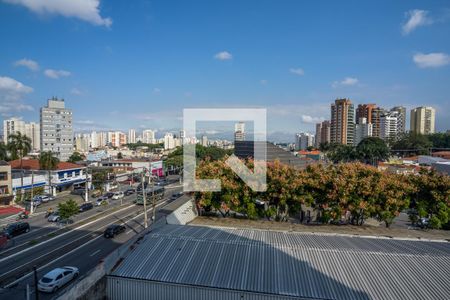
top-left (111, 225), bottom-right (450, 300)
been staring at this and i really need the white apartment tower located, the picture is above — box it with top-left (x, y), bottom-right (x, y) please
top-left (142, 130), bottom-right (156, 144)
top-left (234, 122), bottom-right (246, 142)
top-left (380, 111), bottom-right (401, 141)
top-left (128, 129), bottom-right (136, 144)
top-left (295, 132), bottom-right (315, 150)
top-left (3, 118), bottom-right (40, 151)
top-left (410, 106), bottom-right (436, 135)
top-left (40, 98), bottom-right (73, 161)
top-left (353, 117), bottom-right (373, 146)
top-left (164, 133), bottom-right (175, 150)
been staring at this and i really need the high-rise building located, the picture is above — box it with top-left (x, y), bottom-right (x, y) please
top-left (356, 104), bottom-right (376, 124)
top-left (380, 111), bottom-right (401, 141)
top-left (315, 120), bottom-right (331, 147)
top-left (75, 133), bottom-right (90, 152)
top-left (354, 117), bottom-right (373, 145)
top-left (295, 132), bottom-right (315, 150)
top-left (330, 98), bottom-right (355, 145)
top-left (40, 98), bottom-right (73, 161)
top-left (164, 133), bottom-right (175, 150)
top-left (201, 135), bottom-right (208, 147)
top-left (3, 118), bottom-right (40, 151)
top-left (410, 106), bottom-right (436, 135)
top-left (142, 130), bottom-right (156, 144)
top-left (390, 106), bottom-right (406, 133)
top-left (108, 131), bottom-right (127, 148)
top-left (128, 129), bottom-right (136, 144)
top-left (371, 107), bottom-right (386, 138)
top-left (234, 122), bottom-right (246, 142)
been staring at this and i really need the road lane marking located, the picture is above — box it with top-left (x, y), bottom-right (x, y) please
top-left (89, 249), bottom-right (101, 257)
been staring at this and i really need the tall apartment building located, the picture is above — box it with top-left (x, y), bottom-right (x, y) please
top-left (354, 117), bottom-right (373, 146)
top-left (108, 131), bottom-right (127, 148)
top-left (410, 106), bottom-right (436, 135)
top-left (75, 133), bottom-right (90, 152)
top-left (3, 118), bottom-right (40, 150)
top-left (356, 104), bottom-right (376, 124)
top-left (315, 120), bottom-right (331, 147)
top-left (330, 99), bottom-right (355, 145)
top-left (201, 135), bottom-right (208, 147)
top-left (40, 98), bottom-right (73, 161)
top-left (380, 111), bottom-right (401, 141)
top-left (234, 122), bottom-right (246, 142)
top-left (164, 133), bottom-right (175, 150)
top-left (390, 106), bottom-right (406, 133)
top-left (128, 129), bottom-right (136, 144)
top-left (295, 132), bottom-right (315, 150)
top-left (371, 107), bottom-right (386, 138)
top-left (142, 130), bottom-right (156, 144)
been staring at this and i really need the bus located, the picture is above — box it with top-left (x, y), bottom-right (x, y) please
top-left (135, 186), bottom-right (165, 205)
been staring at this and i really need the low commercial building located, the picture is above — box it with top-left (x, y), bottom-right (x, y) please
top-left (0, 161), bottom-right (13, 205)
top-left (107, 224), bottom-right (450, 300)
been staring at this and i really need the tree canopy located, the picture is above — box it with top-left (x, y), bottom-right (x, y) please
top-left (39, 151), bottom-right (59, 170)
top-left (7, 132), bottom-right (32, 161)
top-left (68, 152), bottom-right (85, 163)
top-left (58, 199), bottom-right (79, 220)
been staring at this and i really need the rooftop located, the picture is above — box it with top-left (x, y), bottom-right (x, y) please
top-left (9, 159), bottom-right (83, 171)
top-left (111, 224), bottom-right (450, 300)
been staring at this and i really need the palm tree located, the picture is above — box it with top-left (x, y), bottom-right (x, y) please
top-left (0, 142), bottom-right (8, 161)
top-left (39, 151), bottom-right (60, 196)
top-left (8, 133), bottom-right (32, 201)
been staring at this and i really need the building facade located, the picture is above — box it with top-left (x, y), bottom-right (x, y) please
top-left (371, 107), bottom-right (386, 138)
top-left (315, 120), bottom-right (331, 148)
top-left (0, 161), bottom-right (13, 205)
top-left (356, 103), bottom-right (376, 124)
top-left (330, 98), bottom-right (355, 145)
top-left (354, 117), bottom-right (373, 146)
top-left (164, 133), bottom-right (175, 150)
top-left (40, 98), bottom-right (73, 161)
top-left (295, 132), bottom-right (315, 150)
top-left (3, 118), bottom-right (40, 151)
top-left (380, 111), bottom-right (402, 141)
top-left (390, 106), bottom-right (406, 133)
top-left (142, 130), bottom-right (156, 144)
top-left (410, 106), bottom-right (435, 135)
top-left (234, 122), bottom-right (246, 142)
top-left (108, 131), bottom-right (127, 148)
top-left (128, 129), bottom-right (136, 144)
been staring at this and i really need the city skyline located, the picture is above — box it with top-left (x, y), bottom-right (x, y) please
top-left (0, 1), bottom-right (449, 137)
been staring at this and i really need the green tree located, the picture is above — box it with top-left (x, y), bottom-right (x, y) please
top-left (427, 132), bottom-right (450, 149)
top-left (391, 132), bottom-right (432, 156)
top-left (327, 144), bottom-right (358, 163)
top-left (58, 199), bottom-right (79, 220)
top-left (39, 151), bottom-right (60, 196)
top-left (356, 137), bottom-right (390, 165)
top-left (68, 152), bottom-right (84, 163)
top-left (0, 142), bottom-right (7, 161)
top-left (117, 152), bottom-right (123, 159)
top-left (8, 132), bottom-right (32, 201)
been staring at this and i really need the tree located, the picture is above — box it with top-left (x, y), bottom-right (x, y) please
top-left (7, 132), bottom-right (32, 201)
top-left (356, 137), bottom-right (390, 165)
top-left (58, 199), bottom-right (79, 220)
top-left (326, 144), bottom-right (358, 163)
top-left (68, 152), bottom-right (84, 163)
top-left (391, 132), bottom-right (432, 156)
top-left (0, 142), bottom-right (7, 161)
top-left (117, 152), bottom-right (123, 159)
top-left (427, 132), bottom-right (450, 149)
top-left (39, 151), bottom-right (60, 196)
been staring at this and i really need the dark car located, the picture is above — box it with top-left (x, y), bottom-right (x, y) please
top-left (170, 192), bottom-right (184, 200)
top-left (103, 224), bottom-right (126, 238)
top-left (105, 192), bottom-right (115, 199)
top-left (124, 189), bottom-right (135, 196)
top-left (3, 222), bottom-right (30, 238)
top-left (79, 202), bottom-right (94, 212)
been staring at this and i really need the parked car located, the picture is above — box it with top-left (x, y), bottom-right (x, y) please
top-left (103, 224), bottom-right (126, 238)
top-left (170, 192), bottom-right (183, 200)
top-left (124, 189), bottom-right (135, 196)
top-left (105, 192), bottom-right (115, 199)
top-left (79, 202), bottom-right (94, 212)
top-left (112, 192), bottom-right (124, 200)
top-left (3, 222), bottom-right (30, 238)
top-left (48, 212), bottom-right (61, 222)
top-left (40, 194), bottom-right (55, 202)
top-left (58, 218), bottom-right (74, 226)
top-left (96, 198), bottom-right (108, 206)
top-left (38, 266), bottom-right (79, 293)
top-left (28, 197), bottom-right (42, 207)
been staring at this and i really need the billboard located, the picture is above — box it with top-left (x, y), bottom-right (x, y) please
top-left (150, 161), bottom-right (164, 177)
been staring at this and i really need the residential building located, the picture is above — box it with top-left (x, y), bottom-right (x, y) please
top-left (179, 130), bottom-right (186, 144)
top-left (234, 122), bottom-right (246, 142)
top-left (108, 131), bottom-right (127, 148)
top-left (0, 161), bottom-right (13, 205)
top-left (354, 117), bottom-right (373, 146)
top-left (164, 133), bottom-right (175, 150)
top-left (356, 103), bottom-right (376, 124)
top-left (380, 111), bottom-right (402, 141)
top-left (315, 120), bottom-right (331, 147)
top-left (410, 106), bottom-right (436, 135)
top-left (3, 118), bottom-right (40, 150)
top-left (142, 130), bottom-right (156, 144)
top-left (201, 135), bottom-right (208, 147)
top-left (371, 107), bottom-right (386, 138)
top-left (330, 98), bottom-right (355, 145)
top-left (128, 129), bottom-right (136, 144)
top-left (40, 98), bottom-right (73, 161)
top-left (295, 132), bottom-right (315, 150)
top-left (75, 133), bottom-right (90, 152)
top-left (390, 106), bottom-right (406, 133)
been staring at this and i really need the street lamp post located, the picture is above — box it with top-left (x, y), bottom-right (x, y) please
top-left (84, 167), bottom-right (89, 202)
top-left (141, 171), bottom-right (148, 228)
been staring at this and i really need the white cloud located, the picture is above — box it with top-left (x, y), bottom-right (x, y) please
top-left (0, 76), bottom-right (33, 95)
top-left (402, 9), bottom-right (432, 35)
top-left (0, 76), bottom-right (34, 113)
top-left (71, 88), bottom-right (82, 95)
top-left (3, 0), bottom-right (112, 27)
top-left (260, 79), bottom-right (268, 85)
top-left (14, 58), bottom-right (39, 71)
top-left (301, 115), bottom-right (324, 124)
top-left (413, 52), bottom-right (450, 68)
top-left (289, 68), bottom-right (305, 76)
top-left (332, 77), bottom-right (359, 88)
top-left (44, 69), bottom-right (71, 79)
top-left (214, 51), bottom-right (232, 60)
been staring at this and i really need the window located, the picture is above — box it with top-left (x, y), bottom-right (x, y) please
top-left (0, 185), bottom-right (9, 195)
top-left (0, 172), bottom-right (7, 181)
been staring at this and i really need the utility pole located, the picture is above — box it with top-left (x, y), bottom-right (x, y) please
top-left (141, 170), bottom-right (148, 228)
top-left (30, 170), bottom-right (34, 214)
top-left (33, 266), bottom-right (39, 300)
top-left (84, 167), bottom-right (89, 202)
top-left (152, 175), bottom-right (156, 222)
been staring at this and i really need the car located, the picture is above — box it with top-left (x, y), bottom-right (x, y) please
top-left (79, 202), bottom-right (93, 212)
top-left (105, 192), bottom-right (115, 199)
top-left (112, 191), bottom-right (124, 200)
top-left (3, 222), bottom-right (30, 238)
top-left (38, 266), bottom-right (79, 293)
top-left (103, 224), bottom-right (126, 238)
top-left (47, 212), bottom-right (60, 222)
top-left (170, 192), bottom-right (184, 200)
top-left (58, 218), bottom-right (74, 226)
top-left (40, 195), bottom-right (55, 202)
top-left (96, 198), bottom-right (109, 206)
top-left (124, 189), bottom-right (135, 196)
top-left (29, 197), bottom-right (42, 207)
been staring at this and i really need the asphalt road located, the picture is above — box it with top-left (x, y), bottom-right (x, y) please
top-left (0, 180), bottom-right (183, 300)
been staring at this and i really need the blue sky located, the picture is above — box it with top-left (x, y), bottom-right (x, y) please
top-left (1, 0), bottom-right (449, 141)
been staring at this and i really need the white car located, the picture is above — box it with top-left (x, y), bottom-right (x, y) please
top-left (112, 192), bottom-right (124, 200)
top-left (40, 195), bottom-right (55, 202)
top-left (38, 266), bottom-right (79, 293)
top-left (47, 212), bottom-right (60, 222)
